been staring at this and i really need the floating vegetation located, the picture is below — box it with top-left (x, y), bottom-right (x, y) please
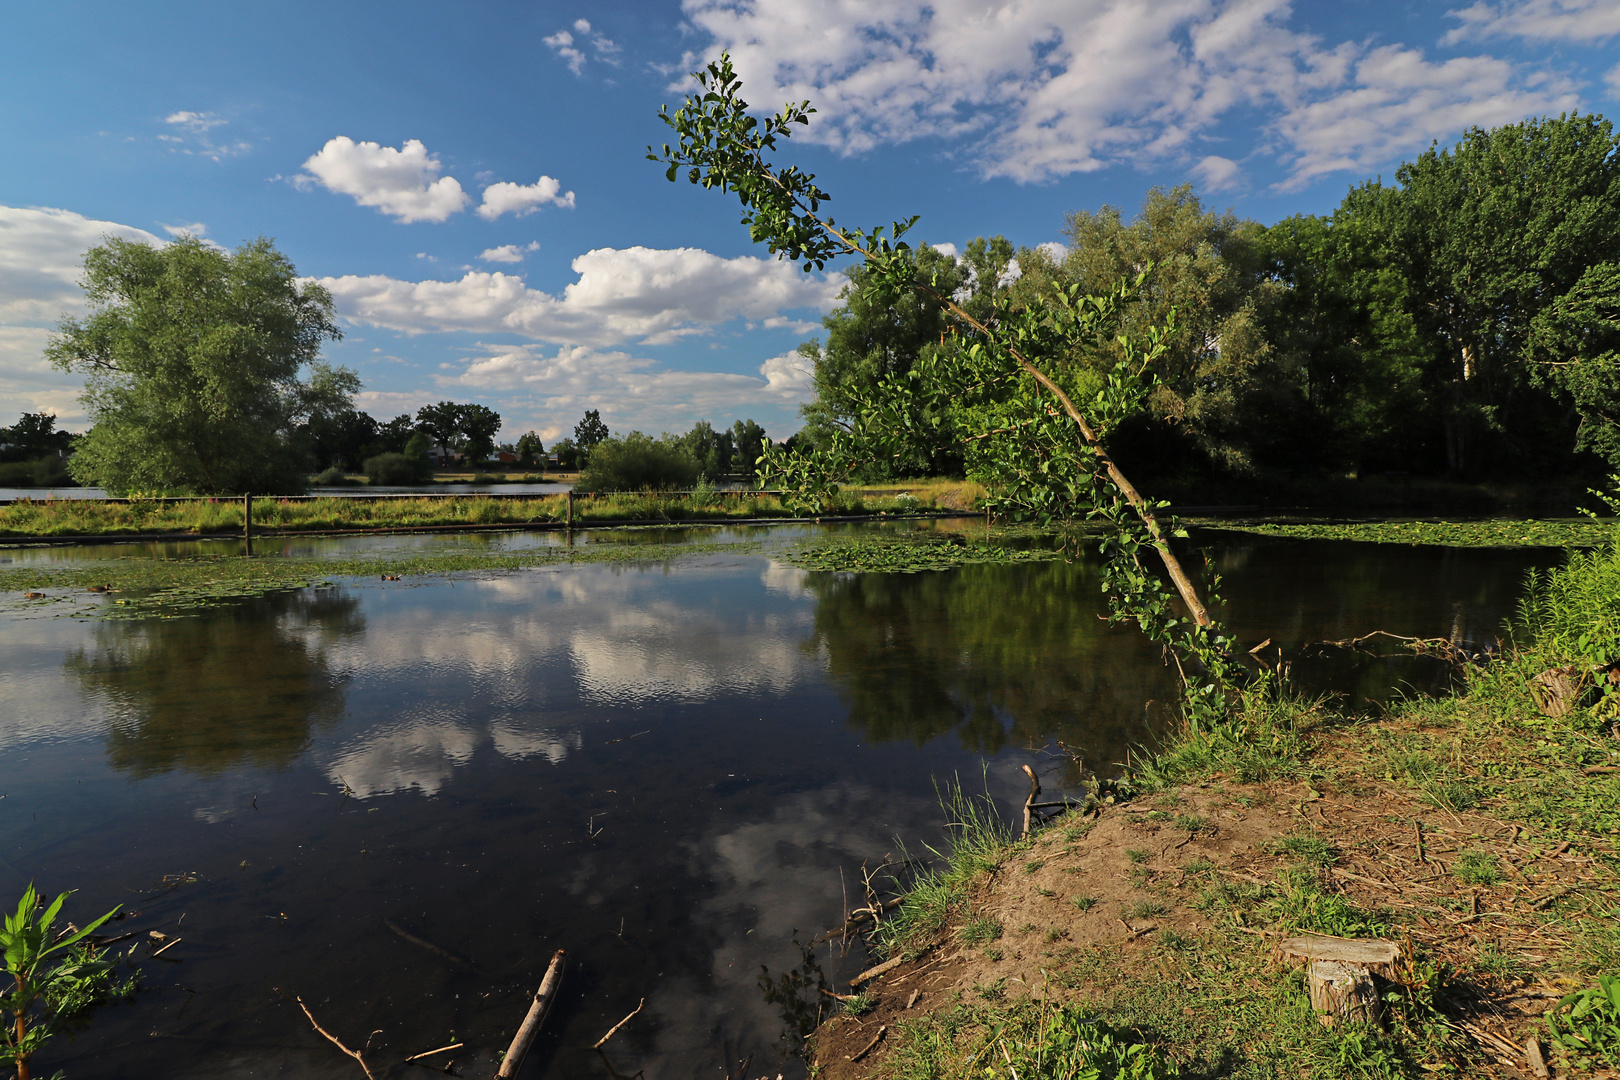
top-left (1212, 518), bottom-right (1612, 549)
top-left (1, 540), bottom-right (757, 619)
top-left (780, 537), bottom-right (1062, 573)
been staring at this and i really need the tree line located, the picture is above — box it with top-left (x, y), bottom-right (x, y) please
top-left (787, 112), bottom-right (1620, 491)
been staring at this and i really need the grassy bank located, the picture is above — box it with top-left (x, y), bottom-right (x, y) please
top-left (0, 484), bottom-right (984, 539)
top-left (815, 546), bottom-right (1620, 1078)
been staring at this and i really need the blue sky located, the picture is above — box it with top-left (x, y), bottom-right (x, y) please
top-left (3, 0), bottom-right (1617, 444)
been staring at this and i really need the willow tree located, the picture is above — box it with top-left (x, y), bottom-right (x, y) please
top-left (650, 56), bottom-right (1240, 717)
top-left (48, 236), bottom-right (354, 495)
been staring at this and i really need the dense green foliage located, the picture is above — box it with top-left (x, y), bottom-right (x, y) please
top-left (574, 431), bottom-right (701, 491)
top-left (790, 114), bottom-right (1620, 490)
top-left (48, 236), bottom-right (355, 495)
top-left (0, 412), bottom-right (77, 486)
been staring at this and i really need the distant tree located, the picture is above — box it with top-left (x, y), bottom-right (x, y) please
top-left (550, 437), bottom-right (581, 470)
top-left (46, 236), bottom-right (354, 494)
top-left (515, 431), bottom-right (544, 467)
top-left (730, 419), bottom-right (768, 484)
top-left (375, 414), bottom-right (417, 455)
top-left (458, 403), bottom-right (502, 463)
top-left (574, 409), bottom-right (610, 459)
top-left (681, 420), bottom-right (735, 476)
top-left (414, 401), bottom-right (463, 459)
top-left (0, 412), bottom-right (74, 463)
top-left (303, 408), bottom-right (380, 472)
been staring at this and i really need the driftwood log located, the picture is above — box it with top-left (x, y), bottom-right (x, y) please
top-left (1530, 665), bottom-right (1586, 717)
top-left (497, 949), bottom-right (566, 1079)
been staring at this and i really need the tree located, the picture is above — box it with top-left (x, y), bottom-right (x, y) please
top-left (414, 401), bottom-right (462, 460)
top-left (1323, 113), bottom-right (1620, 476)
top-left (0, 413), bottom-right (74, 464)
top-left (574, 409), bottom-right (609, 458)
top-left (682, 420), bottom-right (735, 476)
top-left (457, 403), bottom-right (502, 463)
top-left (730, 418), bottom-right (768, 483)
top-left (303, 408), bottom-right (380, 472)
top-left (46, 236), bottom-right (353, 495)
top-left (515, 431), bottom-right (544, 467)
top-left (550, 437), bottom-right (581, 470)
top-left (574, 432), bottom-right (699, 491)
top-left (652, 55), bottom-right (1237, 718)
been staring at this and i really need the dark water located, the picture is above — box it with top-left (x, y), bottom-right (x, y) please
top-left (0, 527), bottom-right (1560, 1078)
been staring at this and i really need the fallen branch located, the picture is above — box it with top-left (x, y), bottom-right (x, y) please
top-left (383, 917), bottom-right (477, 970)
top-left (497, 949), bottom-right (566, 1079)
top-left (811, 896), bottom-right (904, 944)
top-left (848, 1024), bottom-right (886, 1062)
top-left (593, 998), bottom-right (645, 1050)
top-left (290, 994), bottom-right (377, 1080)
top-left (850, 955), bottom-right (904, 987)
top-left (1021, 765), bottom-right (1040, 839)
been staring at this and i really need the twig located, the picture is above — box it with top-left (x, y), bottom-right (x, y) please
top-left (1414, 821), bottom-right (1426, 865)
top-left (290, 994), bottom-right (377, 1080)
top-left (1021, 765), bottom-right (1040, 839)
top-left (1582, 765), bottom-right (1620, 775)
top-left (593, 998), bottom-right (645, 1049)
top-left (383, 917), bottom-right (477, 970)
top-left (848, 1024), bottom-right (886, 1062)
top-left (151, 937), bottom-right (182, 958)
top-left (403, 1042), bottom-right (464, 1063)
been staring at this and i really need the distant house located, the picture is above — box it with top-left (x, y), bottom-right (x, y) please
top-left (496, 451), bottom-right (519, 464)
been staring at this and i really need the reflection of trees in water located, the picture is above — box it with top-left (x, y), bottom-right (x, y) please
top-left (804, 561), bottom-right (1179, 766)
top-left (66, 589), bottom-right (363, 777)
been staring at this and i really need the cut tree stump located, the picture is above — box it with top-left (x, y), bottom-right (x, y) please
top-left (1274, 934), bottom-right (1401, 981)
top-left (1530, 664), bottom-right (1586, 717)
top-left (1306, 960), bottom-right (1378, 1027)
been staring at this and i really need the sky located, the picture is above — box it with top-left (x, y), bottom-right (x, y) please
top-left (2, 0), bottom-right (1617, 445)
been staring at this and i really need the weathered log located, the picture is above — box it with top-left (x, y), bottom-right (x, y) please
top-left (1020, 765), bottom-right (1040, 838)
top-left (497, 949), bottom-right (566, 1080)
top-left (849, 955), bottom-right (904, 987)
top-left (1307, 960), bottom-right (1378, 1027)
top-left (1275, 934), bottom-right (1401, 982)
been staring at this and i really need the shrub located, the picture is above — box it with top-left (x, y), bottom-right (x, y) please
top-left (575, 432), bottom-right (700, 492)
top-left (313, 466), bottom-right (355, 486)
top-left (363, 452), bottom-right (431, 486)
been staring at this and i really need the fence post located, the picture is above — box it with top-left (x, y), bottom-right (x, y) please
top-left (566, 490), bottom-right (574, 529)
top-left (243, 493), bottom-right (253, 556)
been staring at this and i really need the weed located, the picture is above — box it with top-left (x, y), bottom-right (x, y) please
top-left (1158, 930), bottom-right (1194, 952)
top-left (1183, 857), bottom-right (1216, 876)
top-left (958, 916), bottom-right (1003, 946)
top-left (1017, 922), bottom-right (1038, 935)
top-left (1022, 860), bottom-right (1044, 874)
top-left (1453, 849), bottom-right (1501, 886)
top-left (1263, 870), bottom-right (1389, 937)
top-left (1172, 813), bottom-right (1206, 833)
top-left (1145, 811), bottom-right (1173, 823)
top-left (1274, 833), bottom-right (1336, 866)
top-left (888, 1000), bottom-right (1179, 1080)
top-left (1126, 900), bottom-right (1168, 920)
top-left (1045, 927), bottom-right (1067, 943)
top-left (841, 992), bottom-right (874, 1016)
top-left (1547, 975), bottom-right (1620, 1072)
top-left (1036, 887), bottom-right (1057, 898)
top-left (1474, 944), bottom-right (1530, 982)
top-left (1071, 896), bottom-right (1097, 912)
top-left (1063, 822), bottom-right (1093, 842)
top-left (982, 946), bottom-right (1005, 962)
top-left (1125, 848), bottom-right (1149, 864)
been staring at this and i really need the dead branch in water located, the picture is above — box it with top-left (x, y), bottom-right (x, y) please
top-left (382, 917), bottom-right (477, 970)
top-left (593, 998), bottom-right (645, 1049)
top-left (403, 1041), bottom-right (464, 1063)
top-left (497, 949), bottom-right (566, 1079)
top-left (284, 992), bottom-right (376, 1080)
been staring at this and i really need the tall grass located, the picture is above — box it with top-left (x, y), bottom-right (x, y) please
top-left (1517, 536), bottom-right (1620, 666)
top-left (0, 487), bottom-right (964, 537)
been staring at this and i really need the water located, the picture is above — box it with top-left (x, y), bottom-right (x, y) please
top-left (0, 527), bottom-right (1560, 1078)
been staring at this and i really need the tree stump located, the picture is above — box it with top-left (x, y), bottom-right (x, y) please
top-left (1530, 664), bottom-right (1585, 717)
top-left (1274, 933), bottom-right (1401, 981)
top-left (1307, 960), bottom-right (1378, 1027)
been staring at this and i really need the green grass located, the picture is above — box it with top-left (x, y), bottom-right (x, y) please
top-left (0, 487), bottom-right (965, 539)
top-left (1273, 834), bottom-right (1336, 867)
top-left (1453, 850), bottom-right (1502, 886)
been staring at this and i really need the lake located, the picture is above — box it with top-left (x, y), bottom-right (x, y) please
top-left (0, 524), bottom-right (1558, 1078)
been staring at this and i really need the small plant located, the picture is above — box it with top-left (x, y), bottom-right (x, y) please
top-left (1275, 833), bottom-right (1336, 867)
top-left (1173, 813), bottom-right (1207, 833)
top-left (1063, 822), bottom-right (1093, 842)
top-left (1145, 810), bottom-right (1173, 823)
top-left (1453, 849), bottom-right (1501, 886)
top-left (1264, 871), bottom-right (1389, 937)
top-left (2, 885), bottom-right (131, 1080)
top-left (1018, 922), bottom-right (1039, 935)
top-left (1045, 926), bottom-right (1067, 943)
top-left (958, 915), bottom-right (1003, 946)
top-left (1474, 944), bottom-right (1529, 982)
top-left (840, 991), bottom-right (874, 1016)
top-left (1071, 896), bottom-right (1097, 912)
top-left (1184, 857), bottom-right (1216, 876)
top-left (1036, 887), bottom-right (1057, 898)
top-left (1547, 975), bottom-right (1620, 1071)
top-left (1126, 848), bottom-right (1149, 864)
top-left (1023, 859), bottom-right (1045, 874)
top-left (1126, 900), bottom-right (1169, 920)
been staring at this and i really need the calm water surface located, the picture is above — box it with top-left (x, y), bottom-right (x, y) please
top-left (0, 526), bottom-right (1559, 1078)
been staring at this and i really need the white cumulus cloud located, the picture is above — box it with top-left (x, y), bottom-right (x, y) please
top-left (1273, 45), bottom-right (1579, 189)
top-left (1192, 155), bottom-right (1243, 191)
top-left (479, 241), bottom-right (542, 263)
top-left (318, 245), bottom-right (840, 347)
top-left (546, 18), bottom-right (620, 73)
top-left (477, 175), bottom-right (575, 220)
top-left (679, 0), bottom-right (1584, 187)
top-left (298, 136), bottom-right (471, 223)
